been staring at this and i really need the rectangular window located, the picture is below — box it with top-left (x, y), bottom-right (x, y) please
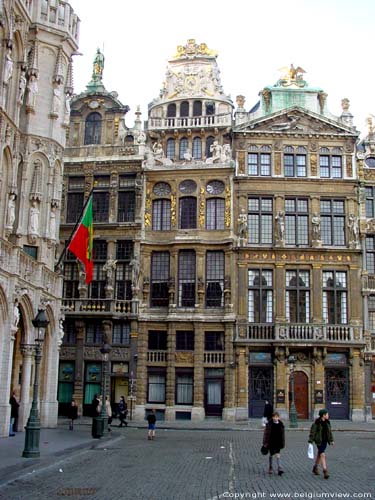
top-left (248, 197), bottom-right (273, 245)
top-left (322, 271), bottom-right (347, 324)
top-left (118, 191), bottom-right (135, 223)
top-left (320, 155), bottom-right (342, 178)
top-left (148, 371), bottom-right (166, 403)
top-left (247, 153), bottom-right (271, 176)
top-left (90, 240), bottom-right (107, 299)
top-left (366, 236), bottom-right (375, 274)
top-left (369, 295), bottom-right (375, 331)
top-left (112, 323), bottom-right (130, 345)
top-left (23, 245), bottom-right (38, 260)
top-left (62, 321), bottom-right (76, 344)
top-left (206, 251), bottom-right (224, 308)
top-left (366, 187), bottom-right (375, 218)
top-left (285, 270), bottom-right (310, 323)
top-left (148, 331), bottom-right (167, 350)
top-left (176, 331), bottom-right (194, 351)
top-left (151, 252), bottom-right (169, 307)
top-left (179, 197), bottom-right (197, 229)
top-left (152, 199), bottom-right (171, 230)
top-left (320, 199), bottom-right (345, 246)
top-left (206, 198), bottom-right (225, 230)
top-left (248, 269), bottom-right (273, 323)
top-left (115, 241), bottom-right (132, 300)
top-left (285, 198), bottom-right (309, 246)
top-left (63, 261), bottom-right (79, 298)
top-left (176, 370), bottom-right (193, 405)
top-left (66, 177), bottom-right (85, 223)
top-left (204, 331), bottom-right (224, 351)
top-left (85, 322), bottom-right (103, 344)
top-left (178, 250), bottom-right (195, 307)
top-left (93, 191), bottom-right (109, 223)
top-left (284, 154), bottom-right (306, 177)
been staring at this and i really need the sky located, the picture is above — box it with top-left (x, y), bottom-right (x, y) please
top-left (68, 0), bottom-right (374, 135)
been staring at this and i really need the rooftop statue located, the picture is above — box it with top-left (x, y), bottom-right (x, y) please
top-left (93, 48), bottom-right (104, 79)
top-left (277, 64), bottom-right (306, 88)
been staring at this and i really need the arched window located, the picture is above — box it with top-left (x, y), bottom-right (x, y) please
top-left (167, 103), bottom-right (176, 117)
top-left (206, 136), bottom-right (215, 158)
top-left (205, 102), bottom-right (215, 115)
top-left (180, 101), bottom-right (189, 117)
top-left (179, 197), bottom-right (197, 229)
top-left (193, 101), bottom-right (202, 116)
top-left (84, 112), bottom-right (102, 145)
top-left (179, 137), bottom-right (189, 160)
top-left (192, 137), bottom-right (202, 159)
top-left (166, 138), bottom-right (176, 159)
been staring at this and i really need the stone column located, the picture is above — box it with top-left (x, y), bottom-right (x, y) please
top-left (312, 264), bottom-right (322, 323)
top-left (274, 348), bottom-right (287, 420)
top-left (134, 323), bottom-right (147, 420)
top-left (235, 348), bottom-right (248, 420)
top-left (223, 323), bottom-right (235, 421)
top-left (18, 345), bottom-right (34, 431)
top-left (165, 322), bottom-right (176, 420)
top-left (72, 321), bottom-right (85, 414)
top-left (351, 348), bottom-right (365, 421)
top-left (192, 323), bottom-right (204, 421)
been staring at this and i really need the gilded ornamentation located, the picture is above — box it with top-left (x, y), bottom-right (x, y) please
top-left (172, 39), bottom-right (217, 59)
top-left (345, 155), bottom-right (353, 177)
top-left (277, 64), bottom-right (306, 87)
top-left (237, 151), bottom-right (246, 175)
top-left (199, 187), bottom-right (205, 228)
top-left (144, 188), bottom-right (152, 227)
top-left (114, 117), bottom-right (119, 138)
top-left (310, 154), bottom-right (317, 176)
top-left (274, 152), bottom-right (281, 175)
top-left (170, 192), bottom-right (176, 227)
top-left (175, 352), bottom-right (194, 364)
top-left (236, 95), bottom-right (245, 108)
top-left (225, 186), bottom-right (231, 227)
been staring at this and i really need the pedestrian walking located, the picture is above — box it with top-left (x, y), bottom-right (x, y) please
top-left (68, 399), bottom-right (78, 430)
top-left (309, 409), bottom-right (334, 479)
top-left (9, 391), bottom-right (20, 436)
top-left (262, 399), bottom-right (273, 426)
top-left (91, 394), bottom-right (100, 417)
top-left (262, 411), bottom-right (285, 476)
top-left (147, 408), bottom-right (157, 441)
top-left (118, 396), bottom-right (128, 427)
top-left (106, 396), bottom-right (112, 432)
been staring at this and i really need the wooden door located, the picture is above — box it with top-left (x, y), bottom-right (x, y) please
top-left (290, 371), bottom-right (308, 419)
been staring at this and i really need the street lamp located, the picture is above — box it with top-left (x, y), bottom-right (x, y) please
top-left (287, 354), bottom-right (298, 428)
top-left (22, 309), bottom-right (49, 458)
top-left (92, 341), bottom-right (111, 438)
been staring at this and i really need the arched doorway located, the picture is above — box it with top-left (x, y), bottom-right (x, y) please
top-left (289, 371), bottom-right (308, 419)
top-left (10, 309), bottom-right (27, 431)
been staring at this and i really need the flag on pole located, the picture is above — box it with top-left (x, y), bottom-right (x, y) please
top-left (67, 195), bottom-right (94, 284)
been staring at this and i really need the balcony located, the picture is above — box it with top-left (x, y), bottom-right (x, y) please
top-left (62, 298), bottom-right (137, 315)
top-left (147, 113), bottom-right (232, 131)
top-left (237, 323), bottom-right (357, 343)
top-left (204, 351), bottom-right (225, 364)
top-left (147, 351), bottom-right (167, 363)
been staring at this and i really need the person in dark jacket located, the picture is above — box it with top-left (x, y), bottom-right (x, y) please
top-left (309, 409), bottom-right (334, 479)
top-left (68, 400), bottom-right (78, 430)
top-left (263, 400), bottom-right (273, 422)
top-left (263, 411), bottom-right (285, 475)
top-left (118, 396), bottom-right (128, 427)
top-left (147, 409), bottom-right (157, 440)
top-left (9, 391), bottom-right (20, 436)
top-left (91, 394), bottom-right (100, 417)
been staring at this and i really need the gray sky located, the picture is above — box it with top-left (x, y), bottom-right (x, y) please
top-left (69, 0), bottom-right (374, 134)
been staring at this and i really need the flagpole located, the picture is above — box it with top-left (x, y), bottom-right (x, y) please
top-left (54, 185), bottom-right (96, 272)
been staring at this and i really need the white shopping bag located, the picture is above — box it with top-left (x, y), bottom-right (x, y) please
top-left (307, 443), bottom-right (314, 460)
top-left (261, 417), bottom-right (267, 427)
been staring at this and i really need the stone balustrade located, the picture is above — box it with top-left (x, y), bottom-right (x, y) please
top-left (239, 323), bottom-right (357, 342)
top-left (148, 113), bottom-right (232, 130)
top-left (204, 351), bottom-right (225, 364)
top-left (62, 298), bottom-right (135, 315)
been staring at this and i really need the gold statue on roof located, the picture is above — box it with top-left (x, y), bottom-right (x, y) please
top-left (278, 64), bottom-right (306, 87)
top-left (172, 39), bottom-right (217, 59)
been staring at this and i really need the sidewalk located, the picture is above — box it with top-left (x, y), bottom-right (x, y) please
top-left (0, 425), bottom-right (120, 487)
top-left (61, 415), bottom-right (375, 432)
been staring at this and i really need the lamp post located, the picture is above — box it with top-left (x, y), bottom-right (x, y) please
top-left (22, 309), bottom-right (49, 458)
top-left (287, 354), bottom-right (298, 428)
top-left (92, 341), bottom-right (111, 438)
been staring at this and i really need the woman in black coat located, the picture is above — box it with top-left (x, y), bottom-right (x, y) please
top-left (68, 400), bottom-right (78, 430)
top-left (263, 412), bottom-right (285, 475)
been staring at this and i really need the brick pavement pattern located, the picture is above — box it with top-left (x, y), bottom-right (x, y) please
top-left (0, 429), bottom-right (373, 500)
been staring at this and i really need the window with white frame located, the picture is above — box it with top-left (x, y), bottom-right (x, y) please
top-left (247, 145), bottom-right (271, 176)
top-left (319, 147), bottom-right (343, 178)
top-left (248, 269), bottom-right (273, 323)
top-left (366, 236), bottom-right (375, 274)
top-left (283, 146), bottom-right (307, 177)
top-left (178, 250), bottom-right (195, 307)
top-left (320, 199), bottom-right (345, 246)
top-left (286, 270), bottom-right (310, 323)
top-left (322, 271), bottom-right (347, 324)
top-left (285, 198), bottom-right (309, 246)
top-left (248, 197), bottom-right (273, 244)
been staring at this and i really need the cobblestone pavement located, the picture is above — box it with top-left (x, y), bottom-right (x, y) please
top-left (0, 429), bottom-right (373, 500)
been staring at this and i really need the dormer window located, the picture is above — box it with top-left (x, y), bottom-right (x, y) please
top-left (84, 112), bottom-right (102, 145)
